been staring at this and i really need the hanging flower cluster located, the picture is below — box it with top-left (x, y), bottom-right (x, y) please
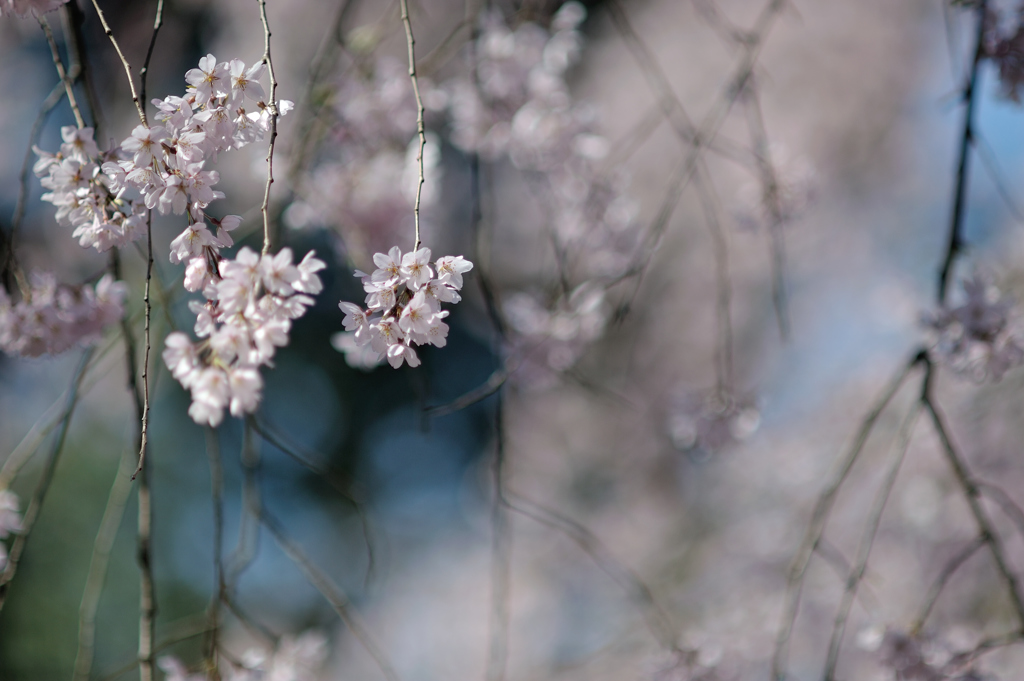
top-left (0, 273), bottom-right (125, 357)
top-left (0, 490), bottom-right (22, 571)
top-left (34, 126), bottom-right (147, 252)
top-left (923, 274), bottom-right (1024, 382)
top-left (163, 246), bottom-right (325, 427)
top-left (334, 247), bottom-right (472, 370)
top-left (0, 0), bottom-right (66, 18)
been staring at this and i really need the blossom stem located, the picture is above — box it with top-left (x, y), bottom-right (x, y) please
top-left (400, 0), bottom-right (427, 252)
top-left (938, 0), bottom-right (987, 305)
top-left (39, 15), bottom-right (85, 129)
top-left (258, 0), bottom-right (280, 256)
top-left (88, 0), bottom-right (148, 125)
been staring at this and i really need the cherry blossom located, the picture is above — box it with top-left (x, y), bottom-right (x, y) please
top-left (923, 273), bottom-right (1024, 381)
top-left (334, 246), bottom-right (472, 370)
top-left (163, 246), bottom-right (325, 427)
top-left (0, 273), bottom-right (126, 357)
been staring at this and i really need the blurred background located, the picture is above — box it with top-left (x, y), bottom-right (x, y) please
top-left (3, 0), bottom-right (1024, 679)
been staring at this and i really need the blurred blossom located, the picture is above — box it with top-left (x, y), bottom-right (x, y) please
top-left (666, 389), bottom-right (760, 458)
top-left (872, 629), bottom-right (997, 681)
top-left (0, 272), bottom-right (126, 357)
top-left (922, 273), bottom-right (1024, 381)
top-left (0, 0), bottom-right (66, 17)
top-left (734, 144), bottom-right (816, 232)
top-left (159, 630), bottom-right (328, 681)
top-left (0, 490), bottom-right (22, 571)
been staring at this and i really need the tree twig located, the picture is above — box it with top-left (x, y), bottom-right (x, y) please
top-left (399, 0), bottom-right (427, 252)
top-left (772, 351), bottom-right (925, 680)
top-left (258, 0), bottom-right (280, 255)
top-left (0, 349), bottom-right (93, 612)
top-left (73, 437), bottom-right (138, 681)
top-left (822, 402), bottom-right (921, 681)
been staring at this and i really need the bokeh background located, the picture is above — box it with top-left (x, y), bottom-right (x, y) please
top-left (3, 0), bottom-right (1024, 679)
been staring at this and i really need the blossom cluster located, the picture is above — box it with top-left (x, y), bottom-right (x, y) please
top-left (0, 273), bottom-right (125, 357)
top-left (0, 0), bottom-right (65, 18)
top-left (289, 2), bottom-right (640, 382)
top-left (0, 490), bottom-right (22, 571)
top-left (334, 247), bottom-right (472, 370)
top-left (163, 246), bottom-right (325, 427)
top-left (33, 126), bottom-right (147, 252)
top-left (159, 630), bottom-right (327, 681)
top-left (923, 274), bottom-right (1024, 382)
top-left (34, 53), bottom-right (291, 257)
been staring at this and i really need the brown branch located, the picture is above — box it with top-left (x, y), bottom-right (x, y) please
top-left (0, 349), bottom-right (92, 613)
top-left (399, 0), bottom-right (427, 252)
top-left (921, 372), bottom-right (1024, 628)
top-left (910, 536), bottom-right (986, 635)
top-left (258, 0), bottom-right (281, 255)
top-left (823, 402), bottom-right (922, 681)
top-left (772, 351), bottom-right (925, 681)
top-left (261, 509), bottom-right (401, 681)
top-left (88, 0), bottom-right (148, 125)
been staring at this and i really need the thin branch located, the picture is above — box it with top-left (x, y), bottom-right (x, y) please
top-left (261, 508), bottom-right (401, 681)
top-left (61, 0), bottom-right (104, 135)
top-left (910, 536), bottom-right (986, 635)
top-left (693, 160), bottom-right (734, 397)
top-left (823, 402), bottom-right (921, 681)
top-left (975, 480), bottom-right (1024, 542)
top-left (938, 0), bottom-right (987, 305)
top-left (204, 426), bottom-right (225, 675)
top-left (73, 437), bottom-right (138, 681)
top-left (486, 393), bottom-right (512, 681)
top-left (772, 351), bottom-right (925, 681)
top-left (505, 491), bottom-right (678, 652)
top-left (424, 368), bottom-right (508, 418)
top-left (741, 79), bottom-right (791, 339)
top-left (138, 0), bottom-right (165, 110)
top-left (88, 0), bottom-right (148, 125)
top-left (921, 370), bottom-right (1024, 627)
top-left (133, 212), bottom-right (154, 479)
top-left (258, 0), bottom-right (280, 255)
top-left (973, 129), bottom-right (1024, 222)
top-left (399, 0), bottom-right (427, 252)
top-left (249, 417), bottom-right (377, 586)
top-left (0, 349), bottom-right (93, 613)
top-left (39, 15), bottom-right (85, 129)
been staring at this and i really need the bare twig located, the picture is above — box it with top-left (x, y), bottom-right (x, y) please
top-left (938, 0), bottom-right (987, 305)
top-left (261, 508), bottom-right (401, 681)
top-left (921, 367), bottom-right (1024, 627)
top-left (258, 0), bottom-right (280, 255)
top-left (0, 349), bottom-right (93, 612)
top-left (88, 0), bottom-right (148, 125)
top-left (424, 368), bottom-right (509, 418)
top-left (138, 0), bottom-right (165, 110)
top-left (73, 437), bottom-right (138, 681)
top-left (39, 16), bottom-right (85, 129)
top-left (486, 394), bottom-right (512, 681)
top-left (742, 80), bottom-right (791, 339)
top-left (399, 0), bottom-right (427, 252)
top-left (822, 402), bottom-right (921, 681)
top-left (132, 212), bottom-right (154, 480)
top-left (910, 536), bottom-right (986, 635)
top-left (204, 427), bottom-right (225, 675)
top-left (772, 351), bottom-right (925, 680)
top-left (693, 161), bottom-right (734, 397)
top-left (506, 491), bottom-right (678, 652)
